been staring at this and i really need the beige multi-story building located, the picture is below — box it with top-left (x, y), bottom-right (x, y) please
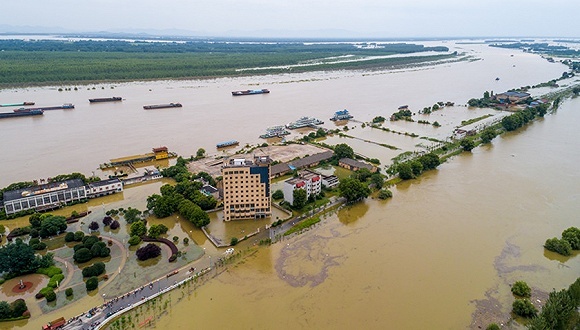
top-left (221, 156), bottom-right (272, 221)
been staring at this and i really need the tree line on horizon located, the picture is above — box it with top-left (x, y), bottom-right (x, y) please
top-left (0, 40), bottom-right (451, 86)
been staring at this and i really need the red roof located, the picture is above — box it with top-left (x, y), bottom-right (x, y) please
top-left (152, 146), bottom-right (168, 153)
top-left (295, 181), bottom-right (305, 188)
top-left (312, 176), bottom-right (320, 182)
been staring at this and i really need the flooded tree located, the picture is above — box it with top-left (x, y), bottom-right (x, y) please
top-left (136, 243), bottom-right (161, 261)
top-left (338, 177), bottom-right (371, 203)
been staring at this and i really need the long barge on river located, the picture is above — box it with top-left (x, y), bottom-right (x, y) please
top-left (0, 102), bottom-right (34, 107)
top-left (0, 109), bottom-right (43, 119)
top-left (143, 103), bottom-right (182, 110)
top-left (232, 89), bottom-right (270, 96)
top-left (286, 116), bottom-right (324, 129)
top-left (14, 104), bottom-right (74, 112)
top-left (216, 140), bottom-right (240, 148)
top-left (89, 97), bottom-right (122, 103)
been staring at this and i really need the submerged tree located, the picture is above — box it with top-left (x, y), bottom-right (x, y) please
top-left (136, 243), bottom-right (161, 261)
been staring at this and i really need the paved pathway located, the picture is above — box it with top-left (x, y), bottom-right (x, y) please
top-left (53, 256), bottom-right (75, 289)
top-left (61, 252), bottom-right (215, 330)
top-left (269, 196), bottom-right (345, 241)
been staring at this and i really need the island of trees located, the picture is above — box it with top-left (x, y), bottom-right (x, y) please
top-left (0, 40), bottom-right (452, 86)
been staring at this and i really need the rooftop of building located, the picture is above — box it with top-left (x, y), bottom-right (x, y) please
top-left (498, 91), bottom-right (531, 98)
top-left (201, 184), bottom-right (218, 194)
top-left (152, 146), bottom-right (168, 153)
top-left (225, 155), bottom-right (272, 168)
top-left (288, 151), bottom-right (334, 168)
top-left (3, 178), bottom-right (86, 202)
top-left (339, 158), bottom-right (375, 170)
top-left (87, 178), bottom-right (122, 188)
top-left (285, 177), bottom-right (306, 186)
top-left (285, 170), bottom-right (321, 186)
top-left (271, 163), bottom-right (291, 176)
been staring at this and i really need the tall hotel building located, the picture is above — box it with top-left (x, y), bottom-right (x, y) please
top-left (221, 156), bottom-right (272, 221)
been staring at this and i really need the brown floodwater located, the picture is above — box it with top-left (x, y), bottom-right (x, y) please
top-left (152, 97), bottom-right (580, 330)
top-left (0, 41), bottom-right (567, 188)
top-left (0, 274), bottom-right (48, 300)
top-left (0, 40), bottom-right (578, 329)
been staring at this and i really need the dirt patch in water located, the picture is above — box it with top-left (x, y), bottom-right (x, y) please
top-left (275, 227), bottom-right (344, 288)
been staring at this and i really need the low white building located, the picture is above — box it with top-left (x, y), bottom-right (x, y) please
top-left (283, 170), bottom-right (322, 204)
top-left (86, 178), bottom-right (123, 198)
top-left (2, 179), bottom-right (87, 215)
top-left (321, 174), bottom-right (339, 188)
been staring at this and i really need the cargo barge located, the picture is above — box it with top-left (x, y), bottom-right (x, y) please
top-left (216, 140), bottom-right (240, 148)
top-left (0, 109), bottom-right (43, 119)
top-left (143, 103), bottom-right (182, 110)
top-left (286, 116), bottom-right (324, 129)
top-left (260, 125), bottom-right (291, 138)
top-left (232, 89), bottom-right (270, 96)
top-left (89, 97), bottom-right (122, 103)
top-left (330, 109), bottom-right (353, 121)
top-left (0, 102), bottom-right (34, 107)
top-left (14, 104), bottom-right (74, 112)
top-left (100, 146), bottom-right (177, 169)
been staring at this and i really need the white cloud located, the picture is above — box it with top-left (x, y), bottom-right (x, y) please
top-left (1, 0), bottom-right (578, 37)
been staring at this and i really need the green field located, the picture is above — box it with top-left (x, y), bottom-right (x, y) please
top-left (0, 40), bottom-right (454, 86)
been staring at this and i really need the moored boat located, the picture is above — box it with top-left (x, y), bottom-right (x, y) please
top-left (0, 102), bottom-right (35, 107)
top-left (143, 103), bottom-right (182, 110)
top-left (232, 89), bottom-right (270, 96)
top-left (286, 116), bottom-right (324, 129)
top-left (259, 125), bottom-right (291, 138)
top-left (216, 140), bottom-right (240, 148)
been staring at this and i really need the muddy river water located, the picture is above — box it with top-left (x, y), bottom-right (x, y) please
top-left (0, 41), bottom-right (579, 329)
top-left (152, 98), bottom-right (580, 329)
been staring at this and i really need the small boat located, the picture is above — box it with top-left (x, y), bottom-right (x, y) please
top-left (231, 89), bottom-right (270, 96)
top-left (143, 103), bottom-right (182, 110)
top-left (0, 102), bottom-right (34, 107)
top-left (495, 77), bottom-right (500, 81)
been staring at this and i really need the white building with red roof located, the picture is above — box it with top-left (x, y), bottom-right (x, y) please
top-left (283, 170), bottom-right (322, 204)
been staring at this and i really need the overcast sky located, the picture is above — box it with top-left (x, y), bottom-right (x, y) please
top-left (2, 0), bottom-right (578, 38)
